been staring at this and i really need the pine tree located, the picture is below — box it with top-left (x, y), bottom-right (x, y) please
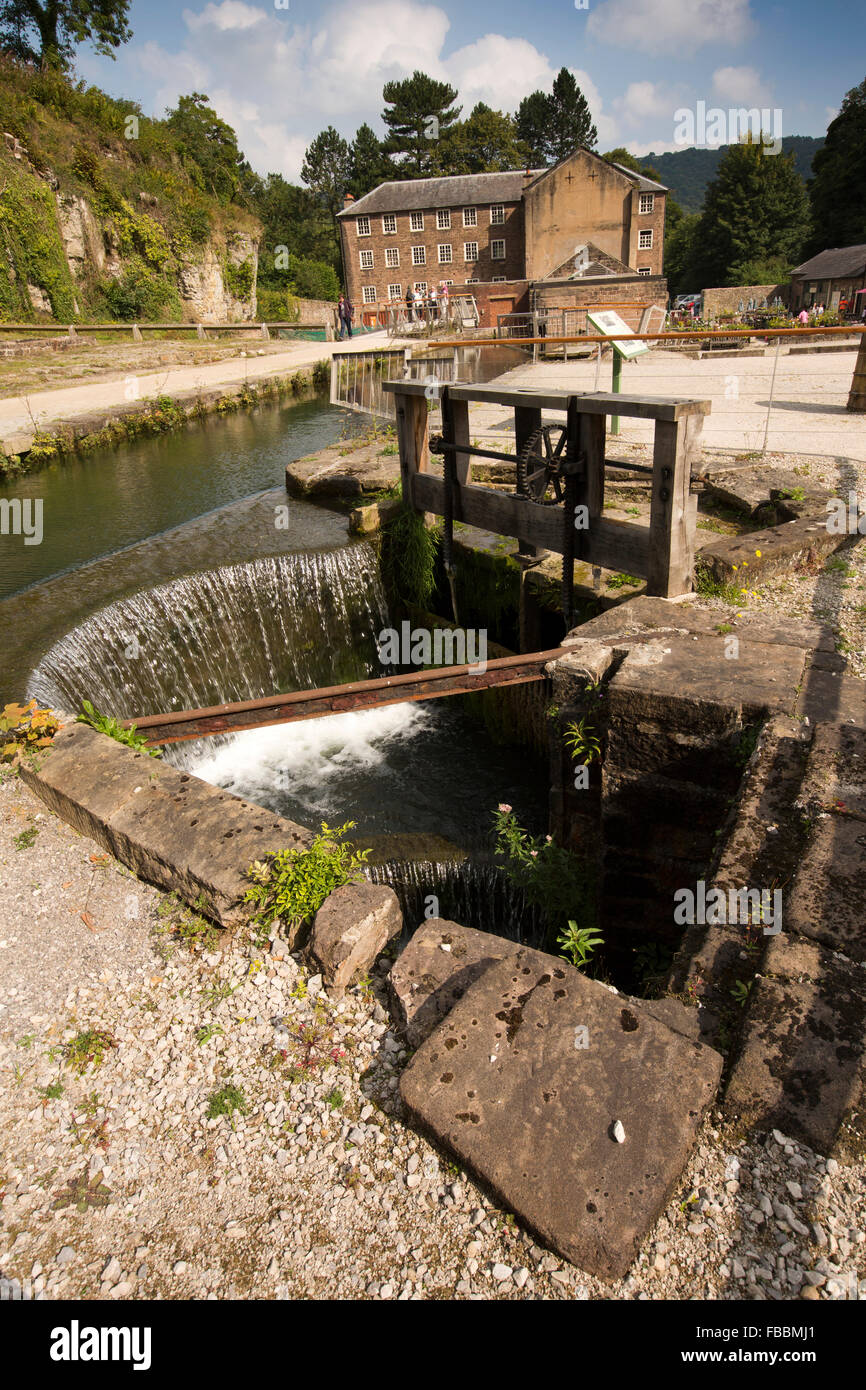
top-left (515, 90), bottom-right (551, 166)
top-left (515, 69), bottom-right (597, 165)
top-left (348, 124), bottom-right (390, 199)
top-left (381, 71), bottom-right (461, 176)
top-left (808, 77), bottom-right (866, 251)
top-left (691, 137), bottom-right (810, 288)
top-left (546, 69), bottom-right (598, 161)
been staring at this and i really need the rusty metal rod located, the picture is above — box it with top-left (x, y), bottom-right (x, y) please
top-left (432, 325), bottom-right (866, 349)
top-left (126, 646), bottom-right (571, 746)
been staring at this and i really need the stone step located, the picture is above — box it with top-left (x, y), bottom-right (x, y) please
top-left (725, 936), bottom-right (866, 1159)
top-left (698, 514), bottom-right (854, 586)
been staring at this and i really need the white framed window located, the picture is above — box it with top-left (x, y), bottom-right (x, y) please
top-left (410, 211), bottom-right (424, 232)
top-left (464, 241), bottom-right (478, 261)
top-left (463, 207), bottom-right (477, 228)
top-left (411, 245), bottom-right (426, 266)
top-left (491, 239), bottom-right (505, 260)
top-left (436, 208), bottom-right (451, 230)
top-left (637, 267), bottom-right (651, 276)
top-left (638, 229), bottom-right (653, 249)
top-left (385, 247), bottom-right (400, 268)
top-left (492, 275), bottom-right (506, 282)
top-left (638, 193), bottom-right (655, 214)
top-left (413, 281), bottom-right (427, 294)
top-left (359, 249), bottom-right (374, 269)
top-left (362, 286), bottom-right (377, 303)
top-left (388, 283), bottom-right (402, 300)
top-left (356, 216), bottom-right (371, 236)
top-left (382, 213), bottom-right (397, 234)
top-left (490, 204), bottom-right (505, 224)
top-left (438, 244), bottom-right (452, 264)
top-left (465, 277), bottom-right (479, 284)
top-left (442, 279), bottom-right (454, 287)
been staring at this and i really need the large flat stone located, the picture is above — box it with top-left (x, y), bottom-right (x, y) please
top-left (724, 935), bottom-right (866, 1159)
top-left (608, 635), bottom-right (806, 732)
top-left (21, 723), bottom-right (311, 929)
top-left (389, 918), bottom-right (519, 1047)
top-left (798, 723), bottom-right (866, 817)
top-left (285, 443), bottom-right (399, 498)
top-left (796, 669), bottom-right (866, 728)
top-left (784, 813), bottom-right (866, 962)
top-left (573, 595), bottom-right (833, 652)
top-left (400, 946), bottom-right (721, 1281)
top-left (699, 514), bottom-right (850, 584)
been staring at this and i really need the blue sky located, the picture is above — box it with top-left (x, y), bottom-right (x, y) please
top-left (75, 0), bottom-right (866, 180)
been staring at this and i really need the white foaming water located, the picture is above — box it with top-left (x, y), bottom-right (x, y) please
top-left (188, 701), bottom-right (434, 817)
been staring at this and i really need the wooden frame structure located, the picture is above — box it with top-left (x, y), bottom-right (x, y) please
top-left (383, 380), bottom-right (711, 598)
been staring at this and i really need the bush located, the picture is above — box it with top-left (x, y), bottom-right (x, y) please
top-left (244, 821), bottom-right (370, 943)
top-left (99, 259), bottom-right (182, 321)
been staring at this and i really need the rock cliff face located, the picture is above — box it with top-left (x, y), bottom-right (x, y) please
top-left (176, 234), bottom-right (258, 322)
top-left (1, 130), bottom-right (259, 323)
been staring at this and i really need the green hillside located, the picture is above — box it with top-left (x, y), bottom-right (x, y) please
top-left (637, 136), bottom-right (824, 213)
top-left (0, 59), bottom-right (260, 322)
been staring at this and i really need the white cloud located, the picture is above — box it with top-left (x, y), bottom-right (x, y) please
top-left (129, 0), bottom-right (601, 180)
top-left (711, 65), bottom-right (771, 106)
top-left (614, 81), bottom-right (686, 127)
top-left (184, 1), bottom-right (266, 32)
top-left (446, 34), bottom-right (556, 112)
top-left (588, 0), bottom-right (754, 55)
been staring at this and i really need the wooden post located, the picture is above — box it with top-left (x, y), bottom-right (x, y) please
top-left (848, 333), bottom-right (866, 412)
top-left (393, 388), bottom-right (429, 513)
top-left (647, 413), bottom-right (702, 596)
top-left (514, 404), bottom-right (542, 560)
top-left (575, 410), bottom-right (606, 560)
top-left (132, 324), bottom-right (142, 342)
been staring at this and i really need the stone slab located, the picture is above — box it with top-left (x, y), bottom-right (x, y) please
top-left (798, 723), bottom-right (866, 818)
top-left (285, 443), bottom-right (399, 498)
top-left (309, 881), bottom-right (402, 997)
top-left (703, 468), bottom-right (827, 518)
top-left (400, 946), bottom-right (722, 1281)
top-left (796, 669), bottom-right (866, 728)
top-left (725, 935), bottom-right (866, 1159)
top-left (572, 595), bottom-right (834, 652)
top-left (784, 813), bottom-right (866, 962)
top-left (699, 514), bottom-right (850, 584)
top-left (608, 635), bottom-right (806, 733)
top-left (20, 723), bottom-right (311, 929)
top-left (389, 918), bottom-right (520, 1047)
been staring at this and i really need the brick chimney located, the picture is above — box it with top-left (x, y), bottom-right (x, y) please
top-left (343, 192), bottom-right (355, 209)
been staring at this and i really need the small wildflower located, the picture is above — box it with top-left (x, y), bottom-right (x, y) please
top-left (498, 803), bottom-right (512, 813)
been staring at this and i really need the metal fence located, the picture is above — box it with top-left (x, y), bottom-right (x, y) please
top-left (329, 346), bottom-right (461, 419)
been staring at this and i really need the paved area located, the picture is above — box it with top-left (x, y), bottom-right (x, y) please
top-left (488, 347), bottom-right (865, 460)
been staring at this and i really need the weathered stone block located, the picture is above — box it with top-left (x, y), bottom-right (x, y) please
top-left (389, 918), bottom-right (519, 1046)
top-left (400, 946), bottom-right (721, 1281)
top-left (309, 881), bottom-right (402, 997)
top-left (725, 936), bottom-right (866, 1159)
top-left (784, 813), bottom-right (866, 962)
top-left (20, 723), bottom-right (311, 929)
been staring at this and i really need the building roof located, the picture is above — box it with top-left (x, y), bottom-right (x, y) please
top-left (608, 163), bottom-right (668, 193)
top-left (338, 170), bottom-right (541, 217)
top-left (338, 154), bottom-right (667, 218)
top-left (791, 245), bottom-right (866, 279)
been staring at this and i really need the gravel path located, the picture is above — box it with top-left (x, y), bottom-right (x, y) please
top-left (1, 775), bottom-right (864, 1301)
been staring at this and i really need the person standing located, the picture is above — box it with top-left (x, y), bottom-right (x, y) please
top-left (337, 294), bottom-right (347, 340)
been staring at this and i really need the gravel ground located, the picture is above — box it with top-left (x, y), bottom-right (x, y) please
top-left (2, 775), bottom-right (864, 1302)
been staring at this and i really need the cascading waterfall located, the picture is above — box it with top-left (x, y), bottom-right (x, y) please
top-left (28, 538), bottom-right (548, 942)
top-left (28, 544), bottom-right (388, 723)
top-left (367, 857), bottom-right (546, 948)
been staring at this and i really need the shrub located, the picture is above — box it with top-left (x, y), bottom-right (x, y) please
top-left (76, 700), bottom-right (161, 756)
top-left (244, 821), bottom-right (370, 942)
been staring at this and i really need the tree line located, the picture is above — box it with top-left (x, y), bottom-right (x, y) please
top-left (1, 1), bottom-right (863, 302)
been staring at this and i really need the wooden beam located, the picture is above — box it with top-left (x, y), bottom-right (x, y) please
top-left (384, 380), bottom-right (711, 421)
top-left (647, 413), bottom-right (703, 596)
top-left (128, 647), bottom-right (570, 746)
top-left (412, 472), bottom-right (650, 571)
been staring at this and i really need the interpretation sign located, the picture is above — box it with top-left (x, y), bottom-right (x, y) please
top-left (586, 309), bottom-right (649, 360)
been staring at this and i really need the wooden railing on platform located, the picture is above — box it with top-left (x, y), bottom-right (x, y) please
top-left (383, 380), bottom-right (711, 599)
top-left (128, 648), bottom-right (568, 746)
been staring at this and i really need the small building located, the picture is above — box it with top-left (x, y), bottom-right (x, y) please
top-left (789, 246), bottom-right (866, 315)
top-left (337, 149), bottom-right (669, 331)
